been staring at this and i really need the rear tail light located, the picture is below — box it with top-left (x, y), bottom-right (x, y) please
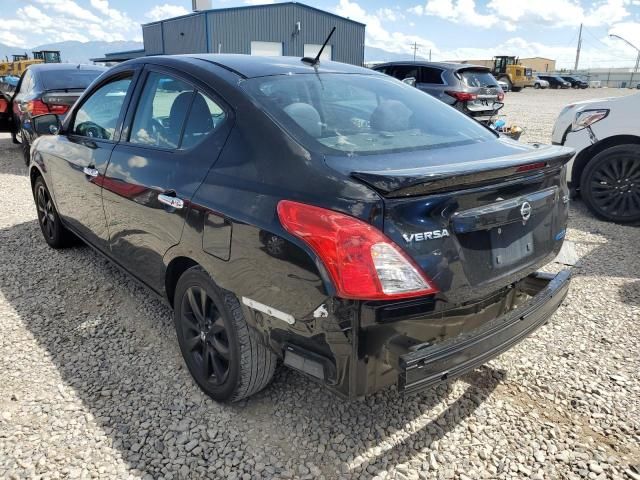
top-left (0, 98), bottom-right (7, 113)
top-left (26, 99), bottom-right (50, 116)
top-left (277, 200), bottom-right (438, 300)
top-left (445, 91), bottom-right (477, 102)
top-left (48, 103), bottom-right (70, 115)
top-left (516, 162), bottom-right (547, 173)
top-left (497, 92), bottom-right (505, 101)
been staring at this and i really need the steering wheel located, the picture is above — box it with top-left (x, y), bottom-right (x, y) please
top-left (76, 121), bottom-right (108, 140)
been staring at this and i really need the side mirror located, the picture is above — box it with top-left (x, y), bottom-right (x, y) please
top-left (402, 77), bottom-right (417, 87)
top-left (33, 114), bottom-right (61, 136)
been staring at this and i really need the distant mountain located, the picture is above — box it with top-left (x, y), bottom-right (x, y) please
top-left (365, 46), bottom-right (430, 64)
top-left (0, 40), bottom-right (143, 64)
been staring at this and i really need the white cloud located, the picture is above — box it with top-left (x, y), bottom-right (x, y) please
top-left (608, 22), bottom-right (640, 50)
top-left (244, 0), bottom-right (276, 4)
top-left (0, 31), bottom-right (27, 48)
top-left (410, 0), bottom-right (633, 30)
top-left (376, 7), bottom-right (405, 22)
top-left (335, 0), bottom-right (438, 56)
top-left (145, 4), bottom-right (190, 21)
top-left (35, 0), bottom-right (102, 22)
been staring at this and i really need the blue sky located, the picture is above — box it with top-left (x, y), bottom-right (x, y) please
top-left (1, 0), bottom-right (639, 68)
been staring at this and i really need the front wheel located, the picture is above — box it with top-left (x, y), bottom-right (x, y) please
top-left (33, 176), bottom-right (74, 248)
top-left (580, 144), bottom-right (640, 223)
top-left (174, 266), bottom-right (277, 402)
top-left (534, 83), bottom-right (540, 89)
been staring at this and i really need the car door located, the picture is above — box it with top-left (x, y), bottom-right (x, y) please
top-left (47, 69), bottom-right (139, 251)
top-left (416, 66), bottom-right (447, 100)
top-left (101, 67), bottom-right (232, 292)
top-left (11, 70), bottom-right (33, 134)
top-left (0, 89), bottom-right (12, 133)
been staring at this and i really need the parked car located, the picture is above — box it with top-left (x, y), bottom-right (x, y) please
top-left (561, 76), bottom-right (588, 89)
top-left (372, 62), bottom-right (505, 125)
top-left (552, 92), bottom-right (640, 223)
top-left (533, 77), bottom-right (549, 89)
top-left (7, 55), bottom-right (573, 402)
top-left (498, 79), bottom-right (510, 92)
top-left (8, 63), bottom-right (107, 163)
top-left (537, 75), bottom-right (571, 89)
top-left (0, 75), bottom-right (19, 93)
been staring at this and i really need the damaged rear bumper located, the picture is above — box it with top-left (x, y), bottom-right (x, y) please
top-left (397, 269), bottom-right (571, 394)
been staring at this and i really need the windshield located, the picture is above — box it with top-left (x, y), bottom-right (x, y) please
top-left (242, 73), bottom-right (495, 156)
top-left (41, 69), bottom-right (104, 90)
top-left (459, 69), bottom-right (498, 88)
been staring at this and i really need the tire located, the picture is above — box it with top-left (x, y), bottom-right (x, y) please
top-left (534, 83), bottom-right (540, 89)
top-left (11, 130), bottom-right (19, 144)
top-left (511, 86), bottom-right (522, 92)
top-left (173, 266), bottom-right (276, 402)
top-left (21, 129), bottom-right (30, 165)
top-left (579, 144), bottom-right (640, 224)
top-left (33, 176), bottom-right (74, 248)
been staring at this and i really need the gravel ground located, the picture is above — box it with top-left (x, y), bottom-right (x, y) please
top-left (0, 88), bottom-right (639, 480)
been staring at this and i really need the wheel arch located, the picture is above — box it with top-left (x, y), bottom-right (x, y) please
top-left (29, 165), bottom-right (43, 189)
top-left (571, 134), bottom-right (640, 188)
top-left (165, 256), bottom-right (200, 308)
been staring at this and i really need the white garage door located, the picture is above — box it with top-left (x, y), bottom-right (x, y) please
top-left (303, 44), bottom-right (332, 61)
top-left (250, 41), bottom-right (283, 57)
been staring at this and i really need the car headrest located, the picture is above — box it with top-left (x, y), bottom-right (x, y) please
top-left (370, 99), bottom-right (412, 132)
top-left (284, 102), bottom-right (321, 138)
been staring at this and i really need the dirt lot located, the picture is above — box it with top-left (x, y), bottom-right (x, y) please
top-left (0, 88), bottom-right (638, 480)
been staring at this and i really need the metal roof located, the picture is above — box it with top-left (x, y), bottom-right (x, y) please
top-left (141, 2), bottom-right (366, 27)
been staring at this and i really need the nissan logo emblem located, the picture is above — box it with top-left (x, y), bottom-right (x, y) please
top-left (520, 201), bottom-right (532, 221)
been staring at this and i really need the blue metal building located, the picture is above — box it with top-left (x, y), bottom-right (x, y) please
top-left (95, 2), bottom-right (366, 66)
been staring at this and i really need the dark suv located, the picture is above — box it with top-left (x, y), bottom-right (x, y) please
top-left (537, 75), bottom-right (571, 89)
top-left (372, 62), bottom-right (504, 125)
top-left (560, 76), bottom-right (588, 89)
top-left (6, 55), bottom-right (573, 402)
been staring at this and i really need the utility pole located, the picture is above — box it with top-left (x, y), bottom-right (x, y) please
top-left (409, 42), bottom-right (422, 61)
top-left (610, 33), bottom-right (640, 88)
top-left (574, 23), bottom-right (582, 71)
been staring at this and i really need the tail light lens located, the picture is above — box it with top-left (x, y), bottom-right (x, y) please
top-left (445, 91), bottom-right (477, 102)
top-left (48, 103), bottom-right (70, 115)
top-left (27, 99), bottom-right (50, 116)
top-left (277, 200), bottom-right (438, 300)
top-left (0, 98), bottom-right (7, 113)
top-left (497, 92), bottom-right (505, 101)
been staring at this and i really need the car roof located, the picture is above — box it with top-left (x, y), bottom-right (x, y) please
top-left (133, 54), bottom-right (380, 79)
top-left (27, 63), bottom-right (108, 73)
top-left (373, 61), bottom-right (490, 72)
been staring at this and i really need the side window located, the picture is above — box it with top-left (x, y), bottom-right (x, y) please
top-left (129, 72), bottom-right (195, 149)
top-left (420, 67), bottom-right (444, 85)
top-left (73, 76), bottom-right (133, 140)
top-left (180, 92), bottom-right (226, 149)
top-left (19, 71), bottom-right (33, 94)
top-left (392, 66), bottom-right (419, 81)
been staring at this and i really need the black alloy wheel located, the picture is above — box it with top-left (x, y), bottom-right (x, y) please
top-left (173, 267), bottom-right (276, 402)
top-left (180, 285), bottom-right (231, 386)
top-left (580, 144), bottom-right (640, 223)
top-left (33, 176), bottom-right (72, 248)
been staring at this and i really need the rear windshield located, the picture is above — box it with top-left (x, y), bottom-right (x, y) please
top-left (41, 69), bottom-right (104, 90)
top-left (242, 73), bottom-right (495, 156)
top-left (459, 69), bottom-right (498, 88)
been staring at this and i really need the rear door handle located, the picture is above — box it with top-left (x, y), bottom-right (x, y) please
top-left (83, 166), bottom-right (98, 177)
top-left (158, 193), bottom-right (184, 209)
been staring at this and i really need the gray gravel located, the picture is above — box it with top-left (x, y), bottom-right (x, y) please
top-left (0, 88), bottom-right (639, 480)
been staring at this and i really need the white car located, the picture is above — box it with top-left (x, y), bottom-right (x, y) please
top-left (552, 93), bottom-right (640, 223)
top-left (534, 77), bottom-right (549, 89)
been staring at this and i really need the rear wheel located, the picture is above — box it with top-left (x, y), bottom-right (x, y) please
top-left (580, 144), bottom-right (640, 223)
top-left (173, 266), bottom-right (277, 402)
top-left (511, 86), bottom-right (522, 92)
top-left (11, 130), bottom-right (19, 144)
top-left (21, 129), bottom-right (30, 165)
top-left (534, 83), bottom-right (540, 89)
top-left (33, 176), bottom-right (73, 248)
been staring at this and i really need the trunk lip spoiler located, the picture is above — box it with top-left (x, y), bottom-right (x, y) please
top-left (351, 147), bottom-right (574, 198)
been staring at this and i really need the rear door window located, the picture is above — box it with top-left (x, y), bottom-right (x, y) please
top-left (180, 92), bottom-right (226, 149)
top-left (460, 70), bottom-right (498, 88)
top-left (390, 65), bottom-right (419, 81)
top-left (129, 72), bottom-right (195, 149)
top-left (419, 67), bottom-right (444, 84)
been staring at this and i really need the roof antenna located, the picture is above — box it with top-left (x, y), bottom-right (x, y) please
top-left (302, 26), bottom-right (335, 66)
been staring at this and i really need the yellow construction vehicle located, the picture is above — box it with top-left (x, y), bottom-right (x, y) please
top-left (491, 56), bottom-right (534, 92)
top-left (0, 50), bottom-right (61, 77)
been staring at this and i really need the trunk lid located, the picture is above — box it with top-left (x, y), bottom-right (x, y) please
top-left (328, 139), bottom-right (574, 303)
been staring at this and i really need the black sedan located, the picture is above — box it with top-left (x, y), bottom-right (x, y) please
top-left (561, 76), bottom-right (588, 89)
top-left (537, 75), bottom-right (571, 89)
top-left (8, 63), bottom-right (107, 163)
top-left (4, 54), bottom-right (573, 402)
